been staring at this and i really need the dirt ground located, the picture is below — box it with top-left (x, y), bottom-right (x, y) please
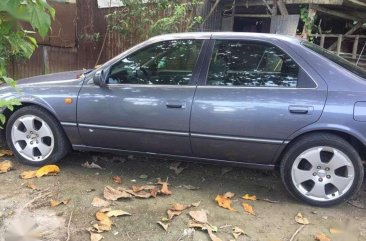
top-left (1, 152), bottom-right (366, 241)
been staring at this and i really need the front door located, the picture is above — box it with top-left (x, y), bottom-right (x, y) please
top-left (77, 39), bottom-right (204, 156)
top-left (190, 38), bottom-right (327, 165)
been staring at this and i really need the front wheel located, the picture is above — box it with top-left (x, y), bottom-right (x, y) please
top-left (281, 133), bottom-right (364, 207)
top-left (6, 106), bottom-right (70, 166)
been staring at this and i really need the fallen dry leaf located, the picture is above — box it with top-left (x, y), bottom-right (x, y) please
top-left (112, 176), bottom-right (122, 184)
top-left (50, 198), bottom-right (69, 208)
top-left (26, 181), bottom-right (39, 190)
top-left (315, 233), bottom-right (331, 241)
top-left (82, 161), bottom-right (104, 169)
top-left (35, 165), bottom-right (60, 178)
top-left (242, 194), bottom-right (257, 201)
top-left (171, 203), bottom-right (189, 211)
top-left (0, 160), bottom-right (13, 173)
top-left (131, 185), bottom-right (156, 193)
top-left (104, 186), bottom-right (132, 201)
top-left (157, 221), bottom-right (169, 231)
top-left (90, 232), bottom-right (103, 241)
top-left (189, 210), bottom-right (208, 224)
top-left (167, 209), bottom-right (182, 220)
top-left (95, 211), bottom-right (113, 231)
top-left (106, 210), bottom-right (131, 217)
top-left (232, 227), bottom-right (245, 239)
top-left (157, 178), bottom-right (172, 195)
top-left (295, 212), bottom-right (309, 225)
top-left (191, 201), bottom-right (201, 207)
top-left (188, 219), bottom-right (205, 229)
top-left (91, 197), bottom-right (110, 208)
top-left (215, 194), bottom-right (235, 211)
top-left (20, 170), bottom-right (36, 179)
top-left (0, 149), bottom-right (13, 157)
top-left (329, 227), bottom-right (343, 235)
top-left (242, 203), bottom-right (255, 215)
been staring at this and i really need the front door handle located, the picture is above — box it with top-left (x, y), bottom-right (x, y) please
top-left (289, 105), bottom-right (314, 115)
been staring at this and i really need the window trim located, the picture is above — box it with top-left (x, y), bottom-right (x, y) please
top-left (199, 39), bottom-right (318, 89)
top-left (103, 39), bottom-right (209, 87)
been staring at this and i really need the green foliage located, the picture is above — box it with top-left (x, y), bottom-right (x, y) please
top-left (106, 0), bottom-right (203, 42)
top-left (0, 0), bottom-right (55, 122)
top-left (300, 5), bottom-right (320, 42)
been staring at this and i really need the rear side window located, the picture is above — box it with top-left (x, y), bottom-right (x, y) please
top-left (207, 40), bottom-right (299, 87)
top-left (302, 41), bottom-right (366, 79)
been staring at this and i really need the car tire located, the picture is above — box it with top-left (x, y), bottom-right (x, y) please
top-left (6, 105), bottom-right (70, 166)
top-left (280, 133), bottom-right (364, 207)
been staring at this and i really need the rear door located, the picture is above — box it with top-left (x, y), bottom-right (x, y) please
top-left (190, 37), bottom-right (327, 165)
top-left (77, 38), bottom-right (206, 156)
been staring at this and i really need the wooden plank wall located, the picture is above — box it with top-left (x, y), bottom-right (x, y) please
top-left (9, 0), bottom-right (211, 80)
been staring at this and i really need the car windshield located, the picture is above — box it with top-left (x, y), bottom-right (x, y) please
top-left (302, 41), bottom-right (366, 79)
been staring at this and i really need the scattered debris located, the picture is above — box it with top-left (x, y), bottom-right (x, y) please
top-left (348, 199), bottom-right (366, 209)
top-left (232, 227), bottom-right (245, 239)
top-left (177, 184), bottom-right (200, 190)
top-left (289, 225), bottom-right (305, 241)
top-left (103, 186), bottom-right (132, 201)
top-left (242, 203), bottom-right (255, 216)
top-left (315, 233), bottom-right (331, 241)
top-left (139, 174), bottom-right (148, 179)
top-left (50, 198), bottom-right (69, 208)
top-left (169, 161), bottom-right (186, 175)
top-left (295, 213), bottom-right (310, 225)
top-left (90, 232), bottom-right (103, 241)
top-left (242, 194), bottom-right (257, 201)
top-left (157, 221), bottom-right (169, 231)
top-left (191, 201), bottom-right (201, 207)
top-left (329, 227), bottom-right (343, 234)
top-left (82, 161), bottom-right (104, 170)
top-left (26, 181), bottom-right (39, 190)
top-left (112, 176), bottom-right (122, 184)
top-left (215, 192), bottom-right (236, 211)
top-left (0, 160), bottom-right (13, 173)
top-left (221, 167), bottom-right (233, 175)
top-left (0, 149), bottom-right (13, 157)
top-left (91, 197), bottom-right (110, 208)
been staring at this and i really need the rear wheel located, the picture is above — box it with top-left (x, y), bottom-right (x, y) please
top-left (6, 106), bottom-right (70, 166)
top-left (281, 133), bottom-right (364, 206)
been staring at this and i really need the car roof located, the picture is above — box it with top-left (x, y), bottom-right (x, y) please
top-left (148, 32), bottom-right (302, 44)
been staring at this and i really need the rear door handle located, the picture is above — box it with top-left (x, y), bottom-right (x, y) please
top-left (289, 105), bottom-right (314, 115)
top-left (166, 102), bottom-right (186, 109)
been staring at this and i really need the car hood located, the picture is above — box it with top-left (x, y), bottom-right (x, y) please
top-left (14, 70), bottom-right (86, 87)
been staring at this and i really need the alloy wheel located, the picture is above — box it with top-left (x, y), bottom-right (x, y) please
top-left (291, 146), bottom-right (355, 202)
top-left (11, 115), bottom-right (54, 162)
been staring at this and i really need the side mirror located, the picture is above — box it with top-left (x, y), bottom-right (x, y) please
top-left (93, 70), bottom-right (107, 87)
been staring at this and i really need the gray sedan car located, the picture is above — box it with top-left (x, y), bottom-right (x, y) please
top-left (1, 32), bottom-right (366, 206)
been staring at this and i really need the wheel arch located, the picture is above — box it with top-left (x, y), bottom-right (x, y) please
top-left (275, 129), bottom-right (366, 168)
top-left (1, 102), bottom-right (70, 146)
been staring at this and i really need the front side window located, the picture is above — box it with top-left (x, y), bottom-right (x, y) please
top-left (207, 40), bottom-right (299, 87)
top-left (107, 39), bottom-right (203, 85)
